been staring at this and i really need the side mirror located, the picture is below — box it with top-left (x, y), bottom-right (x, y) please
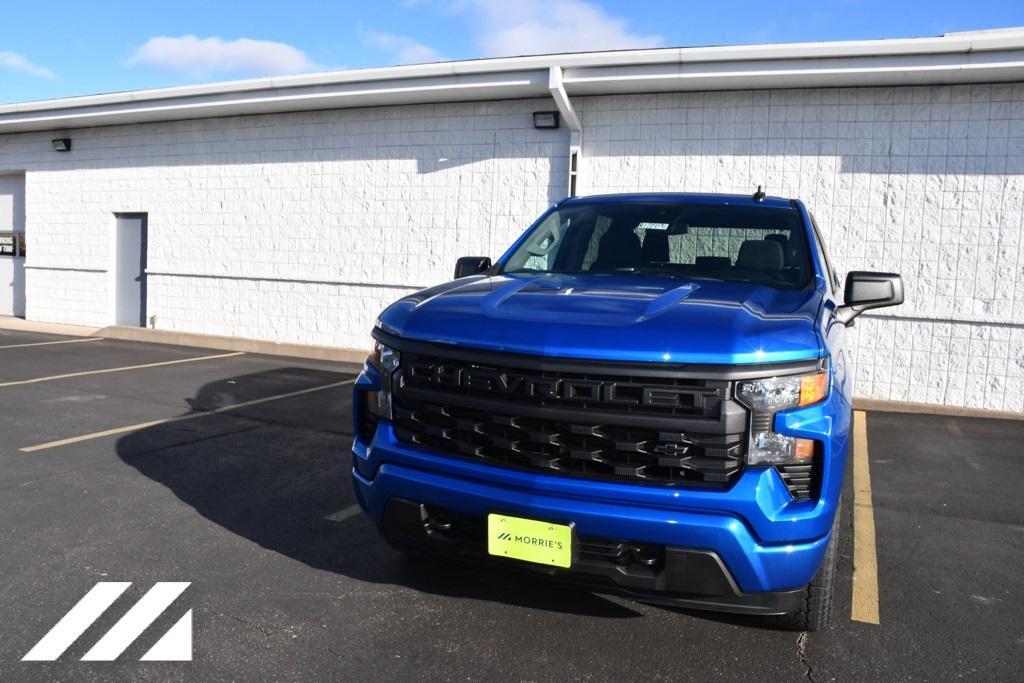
top-left (454, 256), bottom-right (492, 279)
top-left (835, 271), bottom-right (904, 325)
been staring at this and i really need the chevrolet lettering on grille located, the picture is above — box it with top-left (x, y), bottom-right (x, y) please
top-left (405, 361), bottom-right (703, 409)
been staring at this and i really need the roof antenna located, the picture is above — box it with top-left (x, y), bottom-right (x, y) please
top-left (753, 185), bottom-right (766, 202)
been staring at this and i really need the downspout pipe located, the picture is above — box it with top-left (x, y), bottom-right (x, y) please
top-left (548, 66), bottom-right (582, 196)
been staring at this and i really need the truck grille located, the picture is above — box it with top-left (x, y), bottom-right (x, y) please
top-left (400, 349), bottom-right (727, 419)
top-left (390, 346), bottom-right (747, 486)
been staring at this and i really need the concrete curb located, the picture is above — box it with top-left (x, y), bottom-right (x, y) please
top-left (94, 326), bottom-right (369, 364)
top-left (853, 398), bottom-right (1023, 422)
top-left (0, 316), bottom-right (368, 363)
top-left (0, 316), bottom-right (101, 337)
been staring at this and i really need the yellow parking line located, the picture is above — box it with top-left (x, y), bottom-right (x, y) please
top-left (0, 337), bottom-right (104, 350)
top-left (19, 378), bottom-right (356, 452)
top-left (851, 410), bottom-right (880, 625)
top-left (0, 351), bottom-right (244, 388)
top-left (324, 504), bottom-right (362, 523)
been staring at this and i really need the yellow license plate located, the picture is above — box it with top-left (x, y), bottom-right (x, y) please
top-left (487, 513), bottom-right (573, 568)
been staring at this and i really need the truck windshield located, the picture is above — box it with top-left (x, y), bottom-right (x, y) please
top-left (502, 201), bottom-right (815, 289)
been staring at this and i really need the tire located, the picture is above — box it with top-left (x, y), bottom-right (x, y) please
top-left (780, 503), bottom-right (841, 632)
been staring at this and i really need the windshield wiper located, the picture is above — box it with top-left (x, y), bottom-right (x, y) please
top-left (589, 267), bottom-right (702, 280)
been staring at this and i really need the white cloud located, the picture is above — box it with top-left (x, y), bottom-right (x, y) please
top-left (0, 51), bottom-right (57, 80)
top-left (128, 35), bottom-right (320, 77)
top-left (362, 30), bottom-right (443, 64)
top-left (397, 0), bottom-right (663, 57)
top-left (471, 0), bottom-right (663, 56)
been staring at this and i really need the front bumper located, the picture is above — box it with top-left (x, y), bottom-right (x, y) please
top-left (352, 362), bottom-right (850, 605)
top-left (377, 497), bottom-right (806, 615)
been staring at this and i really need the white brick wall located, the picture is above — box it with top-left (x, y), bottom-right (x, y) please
top-left (0, 99), bottom-right (568, 349)
top-left (576, 85), bottom-right (1024, 411)
top-left (24, 268), bottom-right (107, 325)
top-left (0, 83), bottom-right (1022, 411)
top-left (145, 274), bottom-right (419, 348)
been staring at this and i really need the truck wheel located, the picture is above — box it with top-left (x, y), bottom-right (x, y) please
top-left (781, 503), bottom-right (841, 632)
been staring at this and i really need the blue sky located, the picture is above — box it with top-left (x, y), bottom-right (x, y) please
top-left (1, 0), bottom-right (1023, 104)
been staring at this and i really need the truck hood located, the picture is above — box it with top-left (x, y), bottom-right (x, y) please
top-left (377, 273), bottom-right (824, 365)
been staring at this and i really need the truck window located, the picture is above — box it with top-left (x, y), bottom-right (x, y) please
top-left (503, 201), bottom-right (814, 290)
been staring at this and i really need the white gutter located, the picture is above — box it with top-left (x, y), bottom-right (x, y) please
top-left (1, 28), bottom-right (1022, 133)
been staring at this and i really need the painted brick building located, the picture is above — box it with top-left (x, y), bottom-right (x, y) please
top-left (1, 29), bottom-right (1023, 412)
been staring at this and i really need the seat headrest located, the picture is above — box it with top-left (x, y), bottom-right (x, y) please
top-left (641, 231), bottom-right (669, 263)
top-left (592, 228), bottom-right (642, 270)
top-left (736, 240), bottom-right (784, 272)
top-left (695, 256), bottom-right (731, 269)
top-left (765, 233), bottom-right (799, 267)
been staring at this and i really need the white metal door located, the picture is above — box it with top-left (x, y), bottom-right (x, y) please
top-left (0, 175), bottom-right (25, 317)
top-left (115, 214), bottom-right (147, 327)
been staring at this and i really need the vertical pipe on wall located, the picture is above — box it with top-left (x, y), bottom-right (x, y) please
top-left (549, 67), bottom-right (583, 198)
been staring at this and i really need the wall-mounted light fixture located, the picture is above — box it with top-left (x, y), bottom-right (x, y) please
top-left (51, 138), bottom-right (72, 152)
top-left (532, 111), bottom-right (560, 129)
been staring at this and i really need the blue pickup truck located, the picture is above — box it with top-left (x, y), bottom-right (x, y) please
top-left (352, 192), bottom-right (903, 630)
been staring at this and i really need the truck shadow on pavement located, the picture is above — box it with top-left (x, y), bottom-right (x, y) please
top-left (115, 368), bottom-right (647, 620)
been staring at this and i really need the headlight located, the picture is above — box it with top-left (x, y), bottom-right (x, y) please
top-left (747, 431), bottom-right (815, 465)
top-left (735, 372), bottom-right (828, 412)
top-left (370, 340), bottom-right (401, 374)
top-left (366, 341), bottom-right (400, 419)
top-left (735, 370), bottom-right (827, 467)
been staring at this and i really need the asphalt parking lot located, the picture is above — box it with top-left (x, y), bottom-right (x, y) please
top-left (0, 328), bottom-right (1021, 682)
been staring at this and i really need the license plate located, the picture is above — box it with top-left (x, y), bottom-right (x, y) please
top-left (487, 513), bottom-right (573, 568)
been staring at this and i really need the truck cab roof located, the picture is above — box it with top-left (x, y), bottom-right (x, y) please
top-left (559, 192), bottom-right (796, 210)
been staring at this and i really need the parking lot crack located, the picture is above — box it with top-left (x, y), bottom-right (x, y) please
top-left (797, 632), bottom-right (815, 682)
